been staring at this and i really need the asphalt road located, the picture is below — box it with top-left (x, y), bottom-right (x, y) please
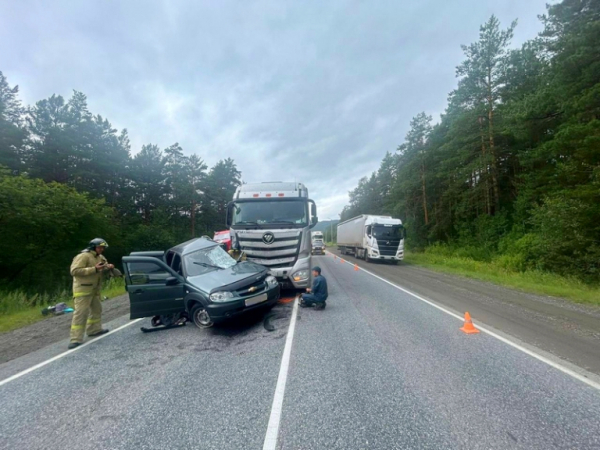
top-left (1, 254), bottom-right (599, 449)
top-left (330, 247), bottom-right (600, 377)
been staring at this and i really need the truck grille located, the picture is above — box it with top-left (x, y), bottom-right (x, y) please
top-left (376, 238), bottom-right (401, 256)
top-left (237, 230), bottom-right (301, 268)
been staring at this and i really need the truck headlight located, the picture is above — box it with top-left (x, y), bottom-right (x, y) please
top-left (292, 270), bottom-right (309, 282)
top-left (266, 276), bottom-right (278, 287)
top-left (210, 291), bottom-right (235, 302)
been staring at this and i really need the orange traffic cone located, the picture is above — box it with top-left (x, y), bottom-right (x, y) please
top-left (340, 258), bottom-right (344, 264)
top-left (460, 312), bottom-right (480, 334)
top-left (354, 264), bottom-right (359, 271)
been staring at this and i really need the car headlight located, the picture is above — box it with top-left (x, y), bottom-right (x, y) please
top-left (292, 270), bottom-right (309, 282)
top-left (266, 276), bottom-right (278, 287)
top-left (210, 291), bottom-right (235, 302)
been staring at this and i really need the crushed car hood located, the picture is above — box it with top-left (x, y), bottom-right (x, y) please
top-left (187, 261), bottom-right (268, 294)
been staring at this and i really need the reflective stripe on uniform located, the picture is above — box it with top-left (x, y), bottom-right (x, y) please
top-left (73, 292), bottom-right (92, 298)
top-left (71, 324), bottom-right (85, 330)
top-left (87, 318), bottom-right (101, 324)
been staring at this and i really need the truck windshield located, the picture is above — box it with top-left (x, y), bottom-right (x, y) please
top-left (184, 245), bottom-right (237, 276)
top-left (231, 201), bottom-right (308, 227)
top-left (373, 225), bottom-right (404, 239)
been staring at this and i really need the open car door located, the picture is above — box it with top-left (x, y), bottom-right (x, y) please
top-left (122, 256), bottom-right (186, 320)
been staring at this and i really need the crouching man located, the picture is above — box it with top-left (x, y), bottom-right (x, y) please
top-left (300, 266), bottom-right (328, 310)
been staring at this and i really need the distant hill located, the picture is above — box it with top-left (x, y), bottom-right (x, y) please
top-left (312, 220), bottom-right (339, 233)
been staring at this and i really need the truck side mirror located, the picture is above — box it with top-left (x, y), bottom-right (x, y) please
top-left (311, 203), bottom-right (317, 216)
top-left (226, 202), bottom-right (233, 228)
top-left (311, 216), bottom-right (318, 226)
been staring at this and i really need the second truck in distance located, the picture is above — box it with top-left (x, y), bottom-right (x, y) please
top-left (337, 215), bottom-right (405, 263)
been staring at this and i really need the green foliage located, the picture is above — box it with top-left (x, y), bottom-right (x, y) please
top-left (0, 169), bottom-right (114, 290)
top-left (124, 224), bottom-right (179, 252)
top-left (0, 72), bottom-right (27, 172)
top-left (406, 249), bottom-right (600, 305)
top-left (0, 69), bottom-right (243, 299)
top-left (342, 1), bottom-right (600, 284)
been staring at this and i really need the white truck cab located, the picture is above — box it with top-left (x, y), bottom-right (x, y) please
top-left (337, 215), bottom-right (405, 263)
top-left (226, 182), bottom-right (318, 289)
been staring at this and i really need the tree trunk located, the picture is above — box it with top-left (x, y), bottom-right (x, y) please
top-left (190, 178), bottom-right (196, 238)
top-left (191, 201), bottom-right (196, 238)
top-left (487, 72), bottom-right (500, 213)
top-left (421, 161), bottom-right (429, 225)
top-left (479, 122), bottom-right (491, 216)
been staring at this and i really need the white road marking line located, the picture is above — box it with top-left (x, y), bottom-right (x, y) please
top-left (0, 318), bottom-right (144, 387)
top-left (262, 297), bottom-right (300, 450)
top-left (327, 251), bottom-right (600, 391)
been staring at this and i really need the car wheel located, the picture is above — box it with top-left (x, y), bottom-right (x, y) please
top-left (190, 303), bottom-right (214, 328)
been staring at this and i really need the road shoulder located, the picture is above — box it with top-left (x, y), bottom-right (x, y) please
top-left (0, 294), bottom-right (130, 365)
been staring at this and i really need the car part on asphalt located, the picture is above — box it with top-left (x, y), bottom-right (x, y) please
top-left (141, 313), bottom-right (187, 333)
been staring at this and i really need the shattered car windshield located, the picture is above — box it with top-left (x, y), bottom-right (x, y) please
top-left (184, 245), bottom-right (237, 276)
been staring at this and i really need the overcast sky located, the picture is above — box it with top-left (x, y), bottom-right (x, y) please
top-left (1, 0), bottom-right (550, 219)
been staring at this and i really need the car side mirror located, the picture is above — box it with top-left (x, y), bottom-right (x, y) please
top-left (165, 276), bottom-right (180, 286)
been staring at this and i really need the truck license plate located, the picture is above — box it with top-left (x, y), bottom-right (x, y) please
top-left (245, 293), bottom-right (268, 307)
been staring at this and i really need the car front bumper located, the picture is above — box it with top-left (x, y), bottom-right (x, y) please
top-left (206, 284), bottom-right (281, 323)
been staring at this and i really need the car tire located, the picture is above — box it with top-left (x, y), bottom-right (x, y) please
top-left (190, 303), bottom-right (214, 329)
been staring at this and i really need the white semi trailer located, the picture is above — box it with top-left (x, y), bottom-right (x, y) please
top-left (337, 215), bottom-right (405, 263)
top-left (226, 182), bottom-right (318, 289)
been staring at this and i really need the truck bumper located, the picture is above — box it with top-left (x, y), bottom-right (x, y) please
top-left (269, 255), bottom-right (311, 290)
top-left (369, 250), bottom-right (404, 261)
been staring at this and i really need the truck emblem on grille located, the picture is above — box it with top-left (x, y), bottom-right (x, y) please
top-left (248, 286), bottom-right (257, 292)
top-left (263, 232), bottom-right (275, 245)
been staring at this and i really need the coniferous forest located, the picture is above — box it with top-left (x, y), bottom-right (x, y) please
top-left (1, 0), bottom-right (599, 297)
top-left (0, 76), bottom-right (241, 292)
top-left (341, 1), bottom-right (600, 284)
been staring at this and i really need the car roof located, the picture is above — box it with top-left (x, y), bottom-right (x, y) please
top-left (169, 237), bottom-right (218, 256)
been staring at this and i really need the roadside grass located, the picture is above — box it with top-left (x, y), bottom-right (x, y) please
top-left (0, 278), bottom-right (126, 334)
top-left (405, 251), bottom-right (600, 306)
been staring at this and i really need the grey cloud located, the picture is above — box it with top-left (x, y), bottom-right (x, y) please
top-left (1, 0), bottom-right (548, 218)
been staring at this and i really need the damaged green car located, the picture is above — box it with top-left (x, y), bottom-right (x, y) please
top-left (122, 237), bottom-right (281, 329)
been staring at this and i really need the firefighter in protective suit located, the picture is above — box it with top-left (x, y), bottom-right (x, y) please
top-left (68, 238), bottom-right (114, 349)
